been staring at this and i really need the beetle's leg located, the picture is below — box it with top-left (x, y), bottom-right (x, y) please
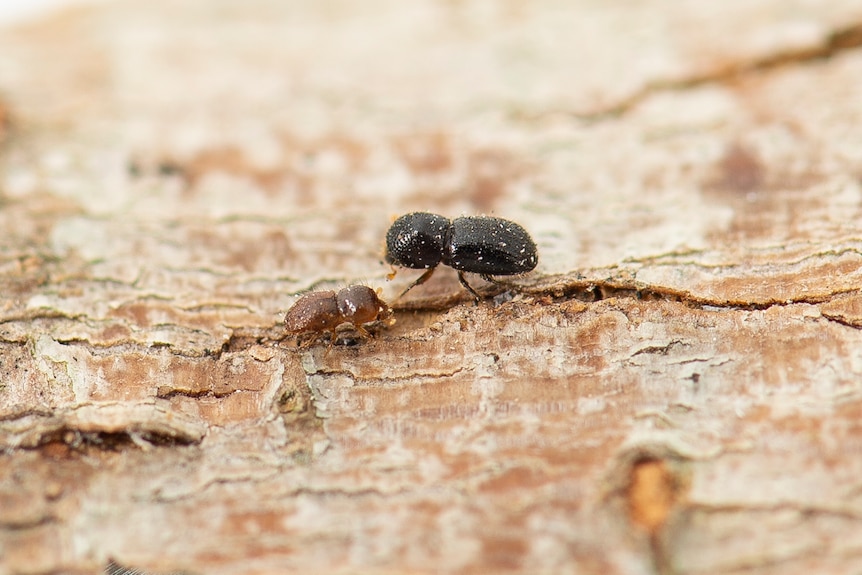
top-left (355, 324), bottom-right (372, 339)
top-left (323, 330), bottom-right (338, 357)
top-left (398, 267), bottom-right (437, 298)
top-left (481, 274), bottom-right (514, 291)
top-left (457, 271), bottom-right (482, 303)
top-left (483, 274), bottom-right (522, 288)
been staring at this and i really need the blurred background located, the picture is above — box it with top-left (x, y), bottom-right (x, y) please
top-left (0, 0), bottom-right (105, 24)
top-left (3, 3), bottom-right (862, 574)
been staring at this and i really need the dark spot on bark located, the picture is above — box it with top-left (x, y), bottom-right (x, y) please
top-left (712, 142), bottom-right (764, 193)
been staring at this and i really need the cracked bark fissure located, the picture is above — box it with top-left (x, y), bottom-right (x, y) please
top-left (3, 1), bottom-right (862, 575)
top-left (572, 21), bottom-right (862, 120)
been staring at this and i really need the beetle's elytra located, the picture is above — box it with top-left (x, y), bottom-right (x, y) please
top-left (284, 285), bottom-right (393, 348)
top-left (385, 212), bottom-right (538, 299)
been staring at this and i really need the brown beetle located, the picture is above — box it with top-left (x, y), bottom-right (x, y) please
top-left (284, 285), bottom-right (394, 348)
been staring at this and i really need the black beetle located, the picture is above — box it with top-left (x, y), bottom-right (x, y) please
top-left (385, 212), bottom-right (538, 299)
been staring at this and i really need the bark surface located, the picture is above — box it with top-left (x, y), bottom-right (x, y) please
top-left (2, 1), bottom-right (862, 574)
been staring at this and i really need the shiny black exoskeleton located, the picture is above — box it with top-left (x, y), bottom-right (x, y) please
top-left (385, 212), bottom-right (538, 299)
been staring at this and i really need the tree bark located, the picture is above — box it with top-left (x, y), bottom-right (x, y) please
top-left (2, 1), bottom-right (862, 574)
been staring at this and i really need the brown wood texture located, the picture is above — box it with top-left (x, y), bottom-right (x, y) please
top-left (3, 1), bottom-right (862, 574)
